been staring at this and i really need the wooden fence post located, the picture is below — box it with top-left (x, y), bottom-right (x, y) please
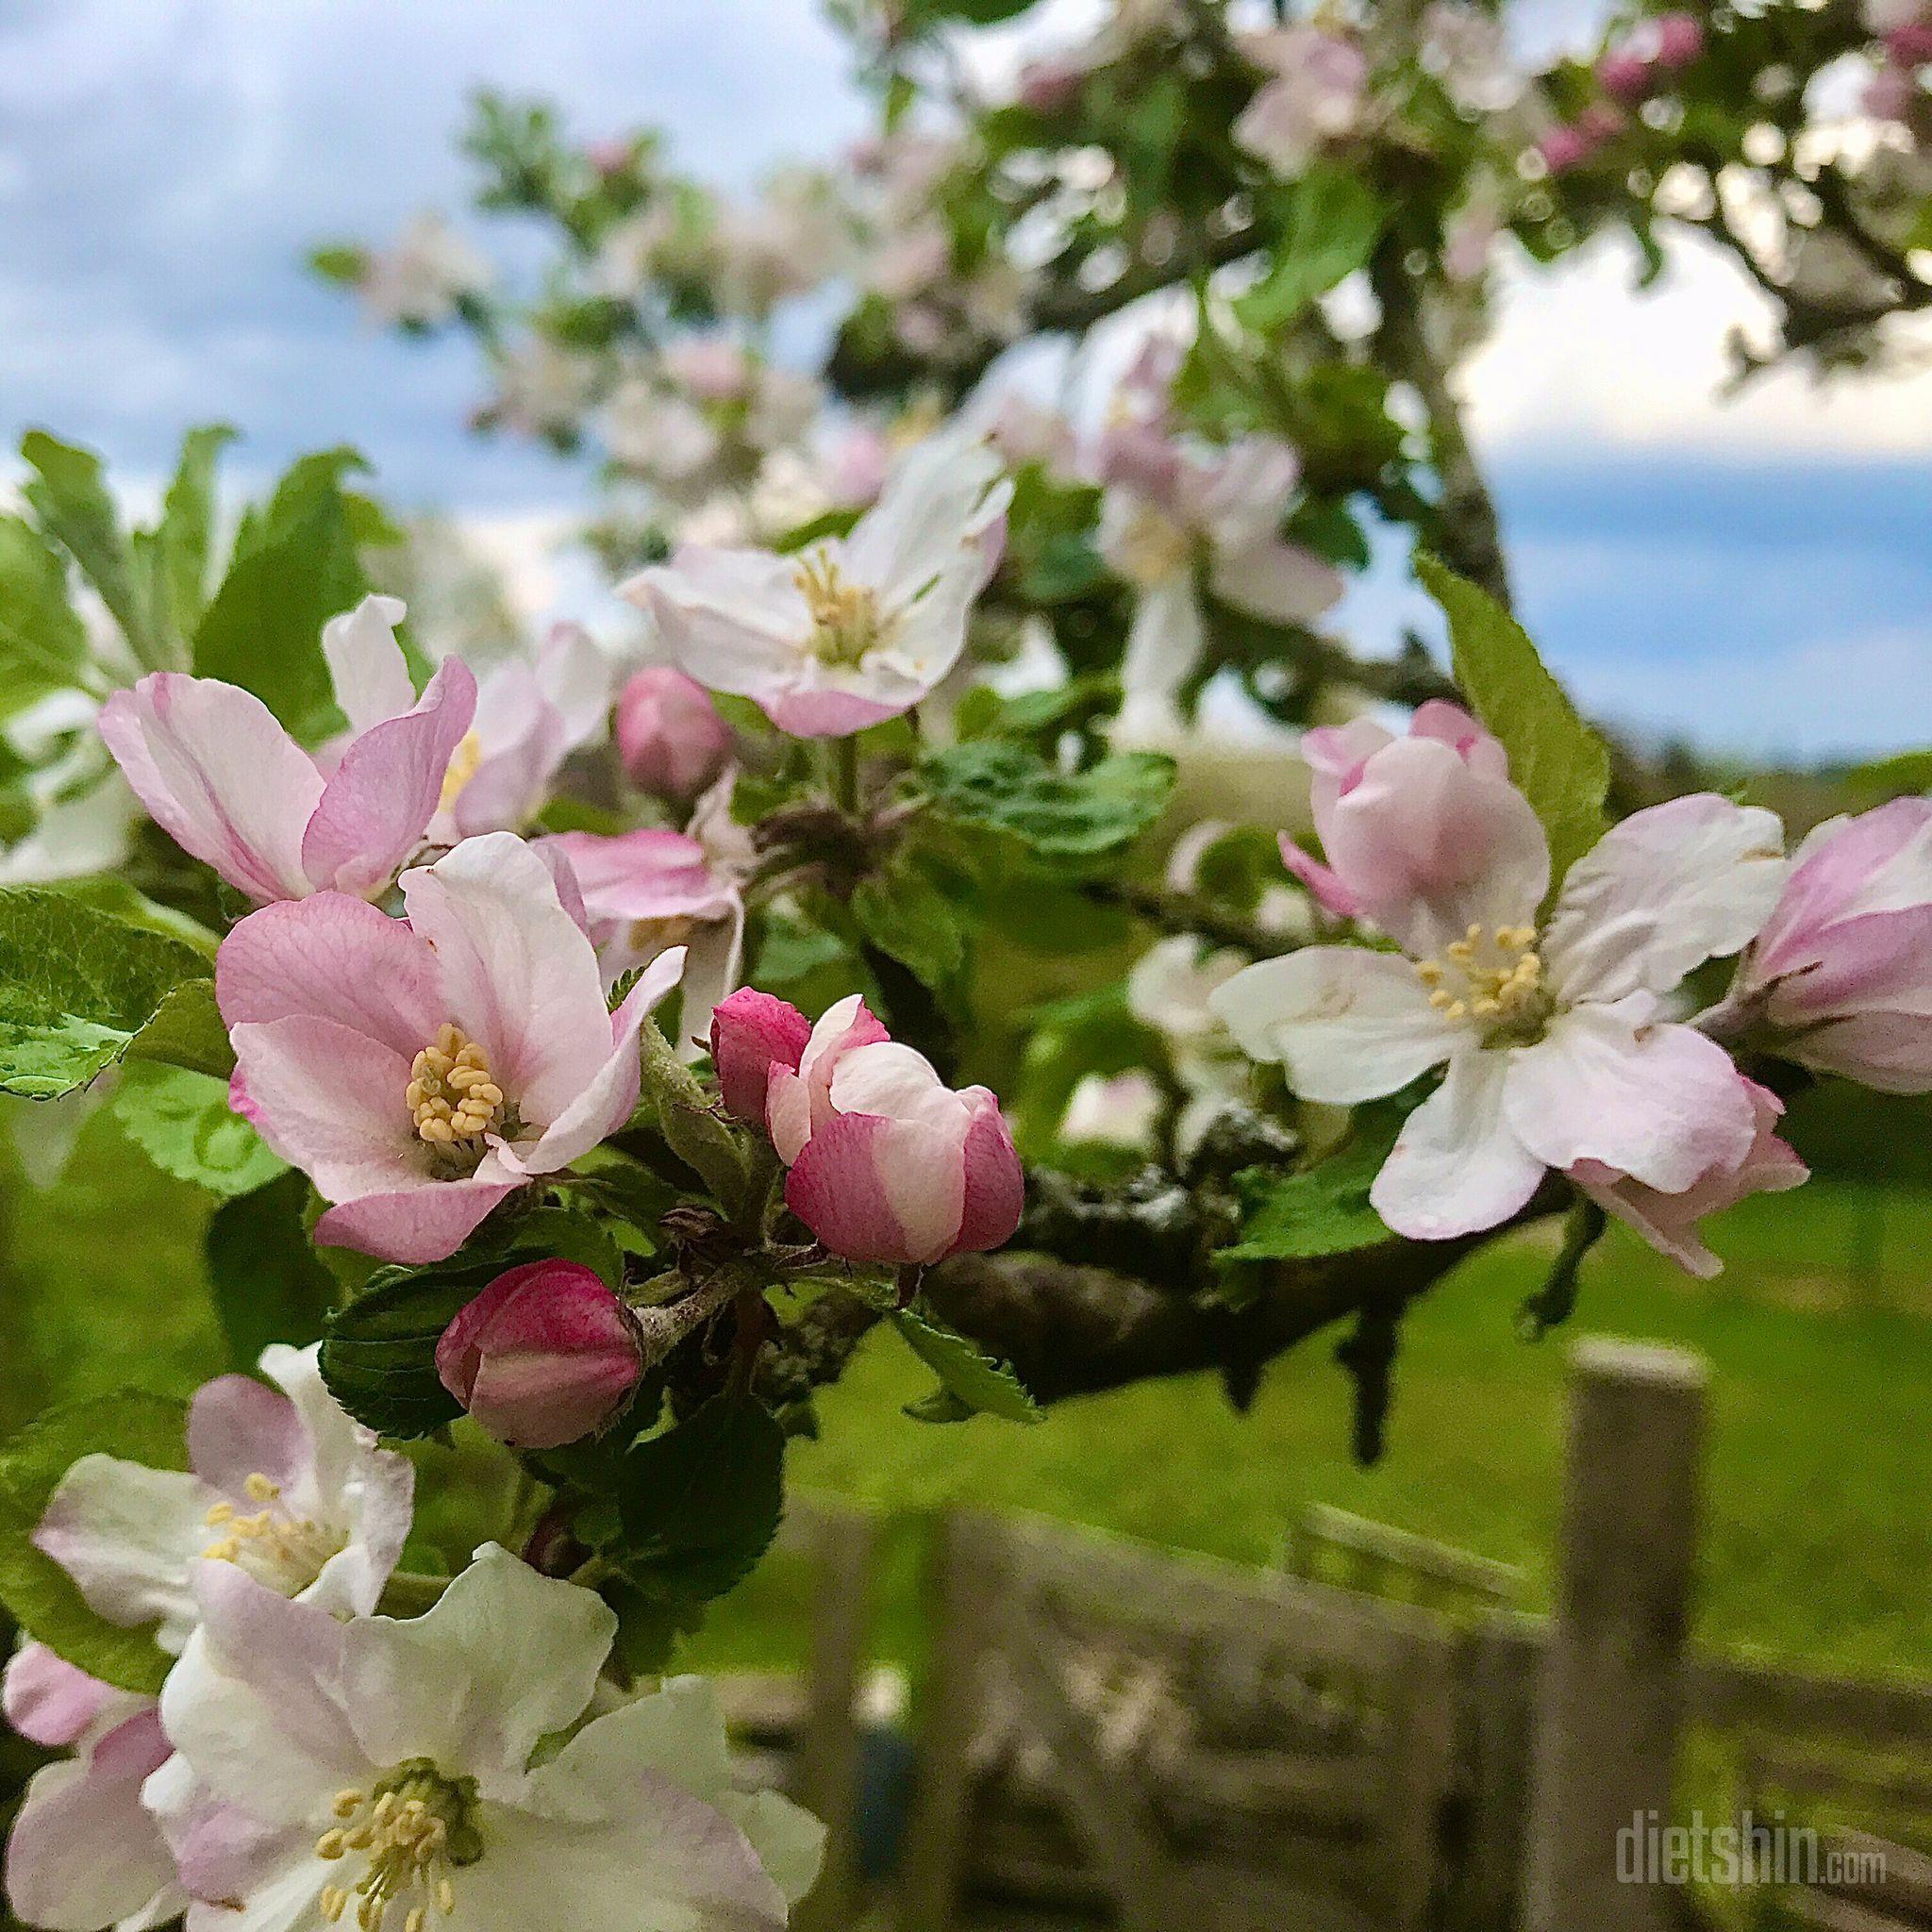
top-left (1523, 1337), bottom-right (1708, 1932)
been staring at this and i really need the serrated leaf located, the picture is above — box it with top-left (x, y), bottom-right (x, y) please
top-left (1416, 553), bottom-right (1610, 890)
top-left (1218, 1108), bottom-right (1407, 1265)
top-left (0, 887), bottom-right (209, 1097)
top-left (125, 976), bottom-right (236, 1082)
top-left (0, 1391), bottom-right (190, 1692)
top-left (919, 741), bottom-right (1174, 859)
top-left (851, 853), bottom-right (966, 991)
top-left (894, 1309), bottom-right (1041, 1424)
top-left (109, 1061), bottom-right (284, 1196)
top-left (206, 1171), bottom-right (338, 1370)
top-left (615, 1395), bottom-right (785, 1608)
top-left (0, 515), bottom-right (90, 723)
top-left (155, 425), bottom-right (236, 638)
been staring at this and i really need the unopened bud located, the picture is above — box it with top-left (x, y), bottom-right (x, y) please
top-left (616, 668), bottom-right (734, 804)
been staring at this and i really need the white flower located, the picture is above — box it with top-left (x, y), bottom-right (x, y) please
top-left (359, 214), bottom-right (490, 329)
top-left (156, 1544), bottom-right (824, 1932)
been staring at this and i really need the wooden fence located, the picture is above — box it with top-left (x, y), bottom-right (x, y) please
top-left (729, 1341), bottom-right (1932, 1930)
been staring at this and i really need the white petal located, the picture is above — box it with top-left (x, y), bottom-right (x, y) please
top-left (715, 1790), bottom-right (828, 1906)
top-left (545, 1677), bottom-right (733, 1804)
top-left (842, 429), bottom-right (1005, 600)
top-left (320, 595), bottom-right (413, 737)
top-left (1118, 575), bottom-right (1204, 724)
top-left (1208, 539), bottom-right (1341, 626)
top-left (1541, 794), bottom-right (1787, 1003)
top-left (1208, 947), bottom-right (1461, 1103)
top-left (1370, 1051), bottom-right (1545, 1239)
top-left (621, 548), bottom-right (810, 696)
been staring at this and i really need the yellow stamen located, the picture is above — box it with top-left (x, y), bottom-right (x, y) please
top-left (1412, 924), bottom-right (1551, 1035)
top-left (438, 731), bottom-right (483, 812)
top-left (203, 1473), bottom-right (342, 1595)
top-left (408, 1026), bottom-right (505, 1153)
top-left (792, 550), bottom-right (887, 667)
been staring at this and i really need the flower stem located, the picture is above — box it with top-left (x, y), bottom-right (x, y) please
top-left (829, 736), bottom-right (859, 817)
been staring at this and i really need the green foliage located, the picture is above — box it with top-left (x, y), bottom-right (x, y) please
top-left (851, 846), bottom-right (967, 991)
top-left (1842, 747), bottom-right (1932, 804)
top-left (919, 741), bottom-right (1174, 860)
top-left (153, 425), bottom-right (238, 638)
top-left (1416, 553), bottom-right (1611, 889)
top-left (205, 1172), bottom-right (339, 1370)
top-left (1007, 983), bottom-right (1162, 1160)
top-left (110, 1062), bottom-right (284, 1197)
top-left (125, 977), bottom-right (236, 1083)
top-left (895, 1308), bottom-right (1041, 1424)
top-left (0, 515), bottom-right (90, 724)
top-left (193, 448), bottom-right (375, 740)
top-left (610, 1395), bottom-right (786, 1670)
top-left (0, 887), bottom-right (211, 1098)
top-left (1235, 168), bottom-right (1390, 333)
top-left (0, 1391), bottom-right (190, 1693)
top-left (1219, 1108), bottom-right (1407, 1267)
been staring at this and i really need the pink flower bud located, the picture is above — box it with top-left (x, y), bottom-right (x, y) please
top-left (710, 988), bottom-right (814, 1123)
top-left (436, 1260), bottom-right (643, 1449)
top-left (1016, 56), bottom-right (1086, 114)
top-left (616, 667), bottom-right (735, 803)
top-left (1537, 123), bottom-right (1597, 174)
top-left (1652, 13), bottom-right (1706, 69)
top-left (1886, 21), bottom-right (1932, 63)
top-left (1595, 48), bottom-right (1654, 101)
top-left (765, 994), bottom-right (1024, 1266)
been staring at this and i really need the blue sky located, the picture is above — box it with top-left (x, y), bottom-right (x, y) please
top-left (1, 0), bottom-right (1928, 761)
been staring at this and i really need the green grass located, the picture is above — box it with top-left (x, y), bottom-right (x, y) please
top-left (6, 1105), bottom-right (1932, 1681)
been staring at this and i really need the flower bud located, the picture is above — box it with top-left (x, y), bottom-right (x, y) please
top-left (1652, 12), bottom-right (1706, 69)
top-left (616, 668), bottom-right (735, 804)
top-left (710, 988), bottom-right (813, 1123)
top-left (436, 1261), bottom-right (643, 1449)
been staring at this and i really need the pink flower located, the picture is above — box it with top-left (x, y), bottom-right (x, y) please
top-left (1234, 25), bottom-right (1367, 173)
top-left (1595, 48), bottom-right (1655, 101)
top-left (1212, 740), bottom-right (1789, 1244)
top-left (3, 1649), bottom-right (181, 1932)
top-left (217, 833), bottom-right (687, 1264)
top-left (661, 336), bottom-right (754, 402)
top-left (615, 667), bottom-right (735, 803)
top-left (437, 1260), bottom-right (644, 1449)
top-left (711, 989), bottom-right (815, 1124)
top-left (735, 992), bottom-right (1024, 1265)
top-left (620, 428), bottom-right (1010, 738)
top-left (1887, 21), bottom-right (1932, 62)
top-left (433, 621), bottom-right (616, 841)
top-left (98, 594), bottom-right (476, 904)
top-left (1573, 1078), bottom-right (1807, 1278)
top-left (1653, 11), bottom-right (1706, 68)
top-left (539, 827), bottom-right (745, 1052)
top-left (1539, 103), bottom-right (1624, 174)
top-left (1016, 54), bottom-right (1088, 113)
top-left (1723, 799), bottom-right (1932, 1091)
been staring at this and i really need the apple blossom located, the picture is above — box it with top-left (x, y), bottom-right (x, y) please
top-left (1097, 433), bottom-right (1342, 744)
top-left (1715, 798), bottom-right (1932, 1091)
top-left (620, 428), bottom-right (1010, 738)
top-left (98, 595), bottom-right (476, 905)
top-left (2, 1648), bottom-right (180, 1932)
top-left (1233, 25), bottom-right (1368, 175)
top-left (721, 991), bottom-right (1024, 1266)
top-left (32, 1343), bottom-right (413, 1657)
top-left (1572, 1078), bottom-right (1807, 1279)
top-left (614, 667), bottom-right (735, 803)
top-left (436, 1261), bottom-right (644, 1450)
top-left (218, 833), bottom-right (687, 1264)
top-left (539, 827), bottom-right (744, 1052)
top-left (155, 1544), bottom-right (824, 1932)
top-left (1211, 736), bottom-right (1788, 1242)
top-left (356, 212), bottom-right (490, 329)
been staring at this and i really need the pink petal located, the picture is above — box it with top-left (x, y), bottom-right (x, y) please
top-left (1755, 798), bottom-right (1932, 979)
top-left (302, 656), bottom-right (478, 897)
top-left (216, 893), bottom-right (443, 1061)
top-left (621, 549), bottom-right (809, 699)
top-left (99, 675), bottom-right (322, 902)
top-left (444, 661), bottom-right (567, 839)
top-left (1407, 701), bottom-right (1507, 778)
top-left (787, 1114), bottom-right (928, 1263)
top-left (399, 833), bottom-right (613, 1132)
top-left (3, 1644), bottom-right (118, 1749)
top-left (319, 595), bottom-right (414, 737)
top-left (187, 1374), bottom-right (305, 1501)
top-left (312, 1171), bottom-right (522, 1265)
top-left (768, 995), bottom-right (891, 1161)
top-left (758, 681), bottom-right (908, 739)
top-left (1208, 540), bottom-right (1342, 626)
top-left (1372, 1050), bottom-right (1545, 1239)
top-left (542, 829), bottom-right (736, 923)
top-left (1277, 834), bottom-right (1363, 920)
top-left (954, 1091), bottom-right (1024, 1255)
top-left (1504, 1012), bottom-right (1757, 1194)
top-left (710, 989), bottom-right (811, 1124)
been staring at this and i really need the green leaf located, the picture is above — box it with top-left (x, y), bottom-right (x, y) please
top-left (205, 1171), bottom-right (339, 1370)
top-left (613, 1396), bottom-right (785, 1637)
top-left (0, 1391), bottom-right (190, 1692)
top-left (1218, 1107), bottom-right (1407, 1265)
top-left (193, 448), bottom-right (372, 738)
top-left (0, 515), bottom-right (90, 722)
top-left (0, 887), bottom-right (209, 1098)
top-left (155, 425), bottom-right (237, 637)
top-left (1416, 553), bottom-right (1611, 889)
top-left (893, 1309), bottom-right (1041, 1424)
top-left (1843, 747), bottom-right (1932, 803)
top-left (851, 851), bottom-right (966, 991)
top-left (124, 977), bottom-right (236, 1082)
top-left (20, 432), bottom-right (167, 673)
top-left (1236, 167), bottom-right (1390, 333)
top-left (919, 741), bottom-right (1174, 859)
top-left (110, 1061), bottom-right (284, 1196)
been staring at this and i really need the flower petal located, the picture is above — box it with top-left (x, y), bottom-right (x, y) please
top-left (1209, 946), bottom-right (1461, 1104)
top-left (98, 675), bottom-right (322, 902)
top-left (841, 429), bottom-right (1006, 602)
top-left (955, 1089), bottom-right (1024, 1255)
top-left (1503, 1010), bottom-right (1757, 1193)
top-left (787, 1112), bottom-right (964, 1264)
top-left (1208, 540), bottom-right (1342, 626)
top-left (302, 655), bottom-right (478, 897)
top-left (2, 1644), bottom-right (123, 1749)
top-left (319, 595), bottom-right (414, 738)
top-left (216, 894), bottom-right (444, 1059)
top-left (187, 1374), bottom-right (306, 1502)
top-left (399, 833), bottom-right (613, 1131)
top-left (311, 1170), bottom-right (522, 1266)
top-left (1371, 1051), bottom-right (1546, 1239)
top-left (1541, 794), bottom-right (1786, 1004)
top-left (620, 548), bottom-right (808, 698)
